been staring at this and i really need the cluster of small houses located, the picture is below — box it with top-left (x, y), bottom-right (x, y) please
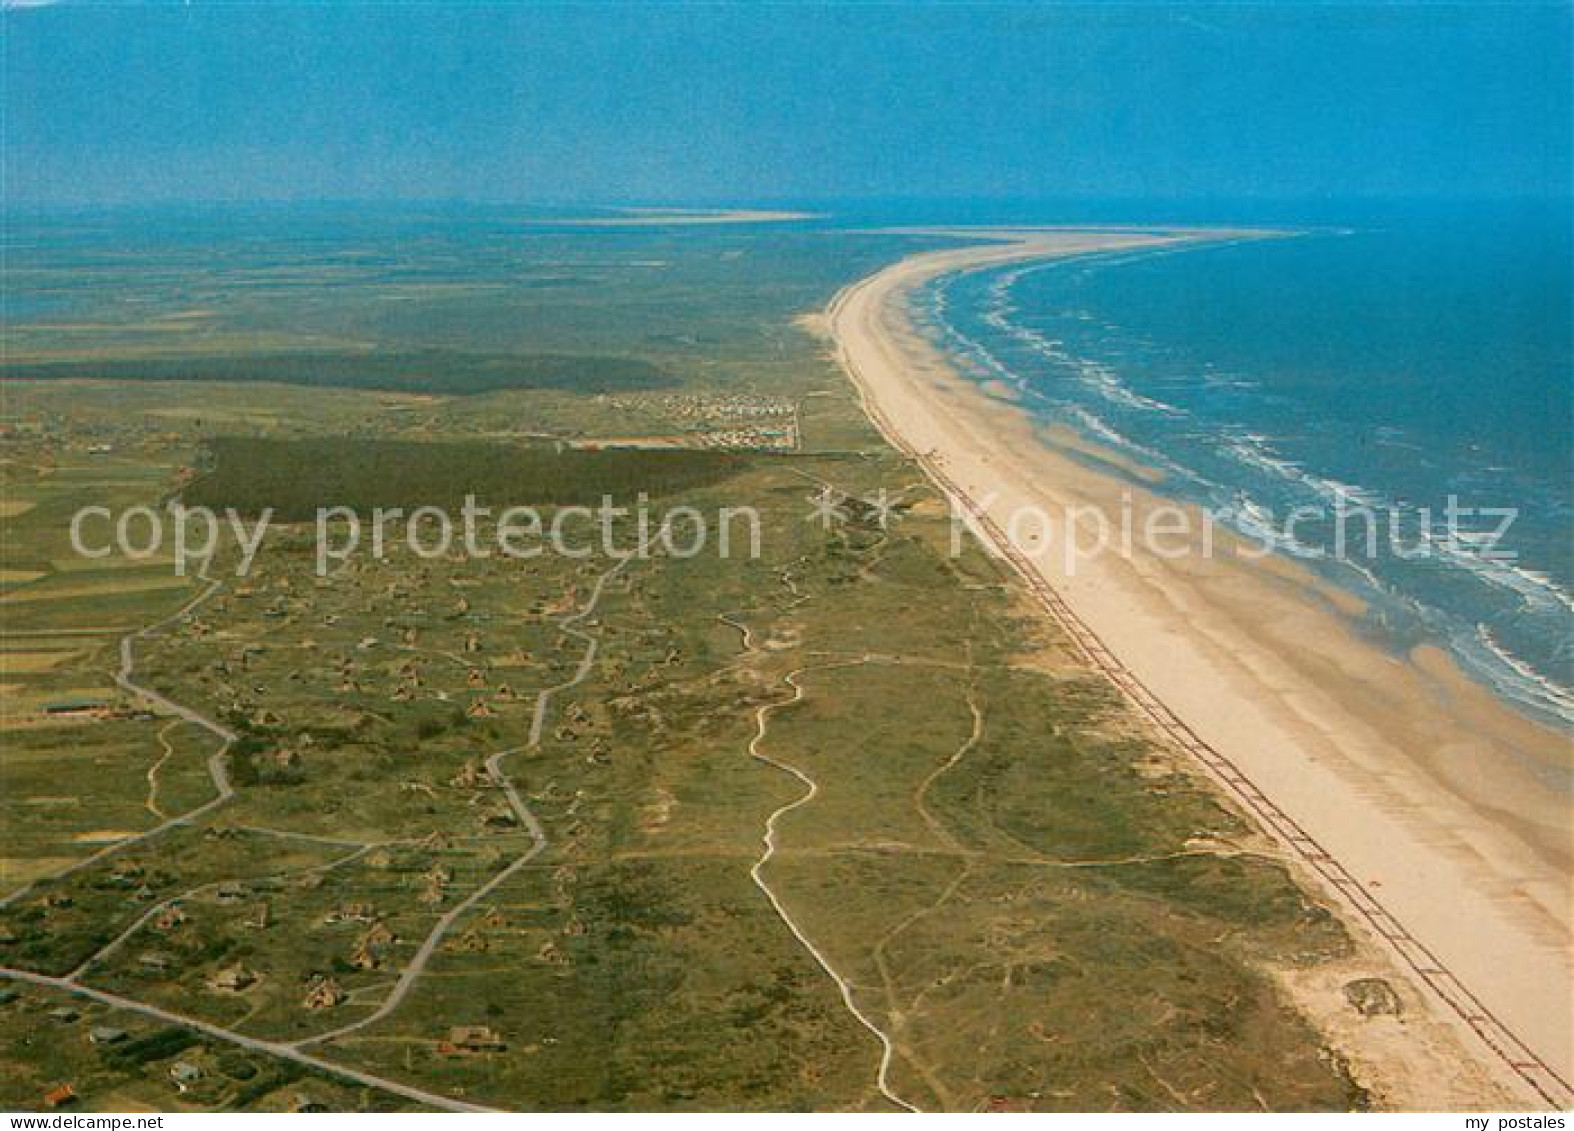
top-left (5, 956), bottom-right (516, 1109)
top-left (95, 843), bottom-right (461, 1006)
top-left (25, 994), bottom-right (330, 1111)
top-left (194, 577), bottom-right (561, 726)
top-left (602, 391), bottom-right (796, 423)
top-left (184, 561), bottom-right (657, 757)
top-left (596, 391), bottom-right (800, 450)
top-left (18, 551), bottom-right (640, 1107)
top-left (40, 1079), bottom-right (331, 1113)
top-left (0, 420), bottom-right (182, 479)
top-left (691, 421), bottom-right (798, 451)
top-left (26, 884), bottom-right (514, 1105)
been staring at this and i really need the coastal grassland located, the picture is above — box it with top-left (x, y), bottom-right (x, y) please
top-left (277, 442), bottom-right (1366, 1112)
top-left (760, 658), bottom-right (1352, 1110)
top-left (2, 214), bottom-right (1376, 1111)
top-left (1, 209), bottom-right (925, 405)
top-left (0, 390), bottom-right (1372, 1110)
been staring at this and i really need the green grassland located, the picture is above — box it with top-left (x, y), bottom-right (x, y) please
top-left (0, 210), bottom-right (1377, 1112)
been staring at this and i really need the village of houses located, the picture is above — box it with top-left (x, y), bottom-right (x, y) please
top-left (1, 497), bottom-right (707, 1110)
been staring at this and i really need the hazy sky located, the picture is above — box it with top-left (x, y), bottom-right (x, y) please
top-left (3, 1), bottom-right (1569, 206)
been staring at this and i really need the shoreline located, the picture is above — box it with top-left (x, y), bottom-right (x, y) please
top-left (526, 207), bottom-right (820, 226)
top-left (823, 229), bottom-right (1572, 1109)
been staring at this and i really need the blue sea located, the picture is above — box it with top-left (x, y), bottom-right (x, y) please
top-left (916, 208), bottom-right (1573, 731)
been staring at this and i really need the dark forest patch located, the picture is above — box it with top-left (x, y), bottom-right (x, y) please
top-left (1, 349), bottom-right (673, 396)
top-left (184, 436), bottom-right (758, 518)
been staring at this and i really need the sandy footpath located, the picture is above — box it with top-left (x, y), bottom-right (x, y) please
top-left (824, 229), bottom-right (1573, 1109)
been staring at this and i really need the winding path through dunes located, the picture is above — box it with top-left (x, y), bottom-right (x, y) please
top-left (739, 648), bottom-right (919, 1113)
top-left (824, 229), bottom-right (1573, 1109)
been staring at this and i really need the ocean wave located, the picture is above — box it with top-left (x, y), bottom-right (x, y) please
top-left (1421, 530), bottom-right (1574, 617)
top-left (1073, 357), bottom-right (1188, 417)
top-left (1215, 432), bottom-right (1574, 616)
top-left (1223, 494), bottom-right (1325, 560)
top-left (982, 300), bottom-right (1189, 420)
top-left (1196, 372), bottom-right (1260, 391)
top-left (929, 251), bottom-right (1574, 735)
top-left (1211, 486), bottom-right (1574, 727)
top-left (1464, 624), bottom-right (1574, 726)
top-left (1217, 432), bottom-right (1391, 509)
top-left (1059, 405), bottom-right (1179, 473)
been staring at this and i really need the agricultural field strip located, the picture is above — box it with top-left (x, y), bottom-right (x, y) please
top-left (0, 574), bottom-right (236, 911)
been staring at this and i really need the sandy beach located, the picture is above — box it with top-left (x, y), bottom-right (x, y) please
top-left (825, 230), bottom-right (1573, 1109)
top-left (529, 207), bottom-right (819, 226)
